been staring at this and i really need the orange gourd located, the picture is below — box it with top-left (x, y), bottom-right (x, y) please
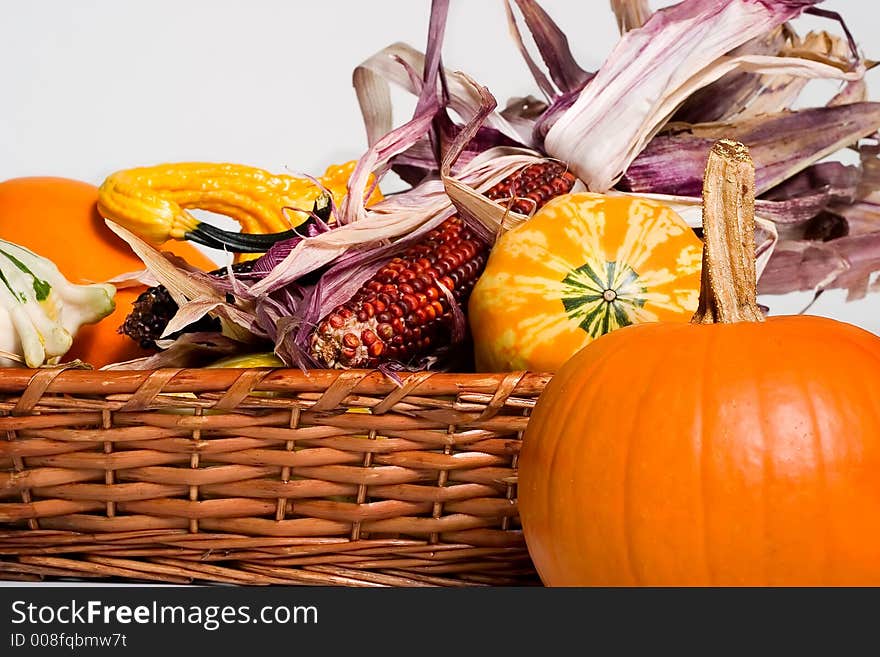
top-left (468, 193), bottom-right (703, 372)
top-left (518, 140), bottom-right (880, 586)
top-left (0, 176), bottom-right (216, 367)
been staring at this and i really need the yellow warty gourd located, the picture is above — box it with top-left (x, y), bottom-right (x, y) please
top-left (97, 161), bottom-right (383, 261)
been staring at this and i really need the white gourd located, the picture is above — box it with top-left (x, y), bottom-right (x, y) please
top-left (0, 239), bottom-right (115, 368)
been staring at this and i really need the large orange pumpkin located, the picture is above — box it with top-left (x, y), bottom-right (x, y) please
top-left (468, 193), bottom-right (703, 372)
top-left (0, 176), bottom-right (216, 367)
top-left (518, 141), bottom-right (880, 586)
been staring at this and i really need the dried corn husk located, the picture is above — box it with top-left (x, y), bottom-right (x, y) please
top-left (610, 0), bottom-right (653, 34)
top-left (619, 103), bottom-right (880, 197)
top-left (544, 0), bottom-right (864, 192)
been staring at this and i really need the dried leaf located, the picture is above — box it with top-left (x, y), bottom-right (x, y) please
top-left (619, 103), bottom-right (880, 197)
top-left (104, 220), bottom-right (256, 343)
top-left (104, 268), bottom-right (159, 289)
top-left (509, 0), bottom-right (590, 94)
top-left (673, 26), bottom-right (792, 123)
top-left (829, 78), bottom-right (869, 106)
top-left (436, 73), bottom-right (577, 242)
top-left (758, 162), bottom-right (860, 224)
top-left (758, 240), bottom-right (848, 295)
top-left (352, 42), bottom-right (527, 149)
top-left (543, 0), bottom-right (863, 192)
top-left (505, 0), bottom-right (556, 100)
top-left (610, 0), bottom-right (653, 34)
top-left (759, 229), bottom-right (880, 300)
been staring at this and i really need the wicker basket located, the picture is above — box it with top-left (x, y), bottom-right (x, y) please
top-left (0, 367), bottom-right (549, 586)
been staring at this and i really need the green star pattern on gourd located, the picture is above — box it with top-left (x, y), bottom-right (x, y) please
top-left (560, 260), bottom-right (646, 338)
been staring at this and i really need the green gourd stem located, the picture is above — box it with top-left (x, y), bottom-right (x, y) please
top-left (691, 139), bottom-right (764, 325)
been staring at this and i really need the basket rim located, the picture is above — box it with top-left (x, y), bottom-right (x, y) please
top-left (0, 367), bottom-right (553, 396)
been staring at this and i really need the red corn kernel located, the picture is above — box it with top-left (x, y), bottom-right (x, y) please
top-left (402, 294), bottom-right (419, 312)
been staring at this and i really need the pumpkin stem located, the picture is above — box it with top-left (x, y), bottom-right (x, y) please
top-left (691, 139), bottom-right (764, 325)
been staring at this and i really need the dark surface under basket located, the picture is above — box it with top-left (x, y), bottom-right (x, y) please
top-left (0, 367), bottom-right (550, 586)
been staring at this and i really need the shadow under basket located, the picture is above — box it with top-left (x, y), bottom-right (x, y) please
top-left (0, 367), bottom-right (549, 587)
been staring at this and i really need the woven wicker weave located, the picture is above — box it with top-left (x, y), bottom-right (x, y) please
top-left (0, 367), bottom-right (549, 586)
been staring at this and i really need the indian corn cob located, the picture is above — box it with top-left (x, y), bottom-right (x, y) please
top-left (310, 161), bottom-right (577, 369)
top-left (121, 260), bottom-right (258, 350)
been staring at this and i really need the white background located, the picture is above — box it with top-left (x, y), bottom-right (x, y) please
top-left (1, 0), bottom-right (879, 333)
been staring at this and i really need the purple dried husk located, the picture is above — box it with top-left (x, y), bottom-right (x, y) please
top-left (253, 284), bottom-right (317, 370)
top-left (391, 61), bottom-right (533, 187)
top-left (762, 161), bottom-right (859, 203)
top-left (830, 232), bottom-right (880, 300)
top-left (501, 0), bottom-right (595, 143)
top-left (758, 241), bottom-right (847, 296)
top-left (531, 80), bottom-right (590, 144)
top-left (538, 0), bottom-right (870, 192)
top-left (673, 26), bottom-right (791, 124)
top-left (758, 146), bottom-right (880, 299)
top-left (265, 33), bottom-right (530, 372)
top-left (611, 0), bottom-right (653, 33)
top-left (618, 103), bottom-right (880, 197)
top-left (250, 212), bottom-right (332, 276)
top-left (505, 0), bottom-right (590, 96)
top-left (755, 161), bottom-right (860, 225)
top-left (391, 122), bottom-right (523, 187)
top-left (499, 94), bottom-right (548, 134)
top-left (828, 200), bottom-right (880, 238)
top-left (674, 23), bottom-right (862, 124)
top-left (759, 231), bottom-right (880, 300)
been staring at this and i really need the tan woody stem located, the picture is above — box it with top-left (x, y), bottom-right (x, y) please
top-left (691, 139), bottom-right (765, 325)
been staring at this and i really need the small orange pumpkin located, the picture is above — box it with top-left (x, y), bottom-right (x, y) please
top-left (0, 176), bottom-right (216, 367)
top-left (518, 140), bottom-right (880, 586)
top-left (468, 193), bottom-right (703, 372)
